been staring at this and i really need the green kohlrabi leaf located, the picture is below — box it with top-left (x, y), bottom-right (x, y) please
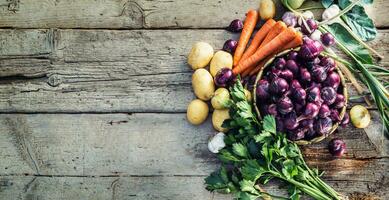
top-left (321, 0), bottom-right (334, 8)
top-left (338, 0), bottom-right (374, 9)
top-left (326, 23), bottom-right (373, 64)
top-left (342, 5), bottom-right (377, 41)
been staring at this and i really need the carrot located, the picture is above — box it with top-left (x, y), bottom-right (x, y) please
top-left (238, 21), bottom-right (286, 71)
top-left (249, 59), bottom-right (268, 76)
top-left (239, 19), bottom-right (276, 64)
top-left (279, 31), bottom-right (303, 51)
top-left (257, 21), bottom-right (287, 49)
top-left (233, 27), bottom-right (296, 75)
top-left (248, 32), bottom-right (303, 76)
top-left (241, 66), bottom-right (254, 77)
top-left (233, 10), bottom-right (259, 66)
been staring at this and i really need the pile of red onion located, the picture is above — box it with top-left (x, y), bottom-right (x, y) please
top-left (255, 38), bottom-right (349, 141)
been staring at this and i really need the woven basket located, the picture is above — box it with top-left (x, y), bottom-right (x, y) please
top-left (253, 48), bottom-right (348, 145)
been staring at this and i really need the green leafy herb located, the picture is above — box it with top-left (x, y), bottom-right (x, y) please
top-left (205, 80), bottom-right (342, 200)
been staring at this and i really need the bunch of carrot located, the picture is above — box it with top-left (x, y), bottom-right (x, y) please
top-left (232, 10), bottom-right (303, 76)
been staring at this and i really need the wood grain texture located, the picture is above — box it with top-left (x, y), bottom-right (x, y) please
top-left (0, 176), bottom-right (387, 200)
top-left (0, 0), bottom-right (387, 29)
top-left (0, 113), bottom-right (387, 199)
top-left (0, 29), bottom-right (388, 113)
top-left (0, 113), bottom-right (387, 177)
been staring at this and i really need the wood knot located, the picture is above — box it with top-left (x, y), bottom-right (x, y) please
top-left (47, 74), bottom-right (62, 87)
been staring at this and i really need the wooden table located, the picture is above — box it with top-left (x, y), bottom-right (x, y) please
top-left (0, 0), bottom-right (388, 199)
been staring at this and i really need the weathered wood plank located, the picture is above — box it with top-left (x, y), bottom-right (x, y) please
top-left (0, 113), bottom-right (387, 181)
top-left (0, 175), bottom-right (387, 200)
top-left (0, 29), bottom-right (52, 58)
top-left (0, 0), bottom-right (387, 29)
top-left (0, 29), bottom-right (387, 112)
top-left (0, 176), bottom-right (229, 200)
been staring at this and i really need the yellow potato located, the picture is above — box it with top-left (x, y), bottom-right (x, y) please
top-left (212, 109), bottom-right (230, 132)
top-left (188, 42), bottom-right (214, 70)
top-left (259, 0), bottom-right (276, 20)
top-left (192, 68), bottom-right (215, 101)
top-left (211, 88), bottom-right (230, 110)
top-left (187, 99), bottom-right (209, 125)
top-left (210, 51), bottom-right (233, 77)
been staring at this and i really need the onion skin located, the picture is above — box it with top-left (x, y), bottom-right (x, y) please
top-left (228, 19), bottom-right (243, 32)
top-left (275, 58), bottom-right (286, 69)
top-left (321, 33), bottom-right (335, 46)
top-left (324, 71), bottom-right (340, 89)
top-left (256, 80), bottom-right (270, 100)
top-left (321, 87), bottom-right (337, 105)
top-left (282, 12), bottom-right (297, 27)
top-left (270, 77), bottom-right (289, 95)
top-left (307, 86), bottom-right (321, 103)
top-left (299, 38), bottom-right (323, 60)
top-left (222, 39), bottom-right (238, 54)
top-left (314, 117), bottom-right (333, 136)
top-left (214, 68), bottom-right (233, 87)
top-left (277, 96), bottom-right (294, 115)
top-left (328, 138), bottom-right (346, 157)
top-left (319, 104), bottom-right (331, 118)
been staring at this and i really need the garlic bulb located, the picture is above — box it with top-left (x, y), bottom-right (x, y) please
top-left (302, 11), bottom-right (314, 19)
top-left (310, 30), bottom-right (322, 41)
top-left (208, 132), bottom-right (226, 153)
top-left (322, 5), bottom-right (340, 23)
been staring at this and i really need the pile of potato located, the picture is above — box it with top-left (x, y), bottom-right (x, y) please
top-left (186, 41), bottom-right (247, 133)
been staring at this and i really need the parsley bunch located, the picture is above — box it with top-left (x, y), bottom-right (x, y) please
top-left (205, 80), bottom-right (341, 200)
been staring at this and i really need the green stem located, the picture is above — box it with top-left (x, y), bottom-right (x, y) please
top-left (296, 6), bottom-right (324, 11)
top-left (319, 0), bottom-right (362, 26)
top-left (269, 171), bottom-right (332, 200)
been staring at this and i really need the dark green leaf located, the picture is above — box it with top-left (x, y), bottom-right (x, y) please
top-left (241, 160), bottom-right (266, 181)
top-left (236, 192), bottom-right (259, 200)
top-left (288, 186), bottom-right (301, 200)
top-left (247, 140), bottom-right (260, 158)
top-left (219, 150), bottom-right (241, 162)
top-left (239, 179), bottom-right (257, 194)
top-left (253, 131), bottom-right (272, 143)
top-left (321, 0), bottom-right (334, 8)
top-left (205, 169), bottom-right (229, 191)
top-left (220, 166), bottom-right (229, 182)
top-left (233, 143), bottom-right (249, 158)
top-left (326, 23), bottom-right (374, 64)
top-left (342, 5), bottom-right (377, 41)
top-left (338, 0), bottom-right (374, 9)
top-left (262, 115), bottom-right (276, 133)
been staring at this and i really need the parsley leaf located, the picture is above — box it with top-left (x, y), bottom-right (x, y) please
top-left (262, 115), bottom-right (276, 134)
top-left (233, 143), bottom-right (249, 158)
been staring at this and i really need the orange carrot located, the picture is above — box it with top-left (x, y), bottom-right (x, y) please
top-left (233, 10), bottom-right (259, 66)
top-left (248, 32), bottom-right (303, 76)
top-left (239, 19), bottom-right (276, 64)
top-left (233, 27), bottom-right (296, 75)
top-left (279, 31), bottom-right (303, 51)
top-left (241, 66), bottom-right (254, 77)
top-left (238, 22), bottom-right (286, 71)
top-left (257, 21), bottom-right (287, 49)
top-left (249, 59), bottom-right (268, 76)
